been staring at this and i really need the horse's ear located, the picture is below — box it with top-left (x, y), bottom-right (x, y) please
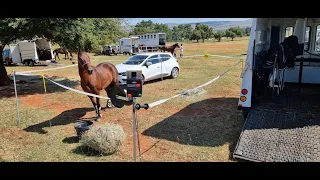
top-left (77, 44), bottom-right (81, 58)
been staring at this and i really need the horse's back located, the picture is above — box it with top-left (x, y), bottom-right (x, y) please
top-left (96, 62), bottom-right (119, 85)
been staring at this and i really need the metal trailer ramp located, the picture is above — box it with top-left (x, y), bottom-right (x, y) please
top-left (234, 108), bottom-right (320, 162)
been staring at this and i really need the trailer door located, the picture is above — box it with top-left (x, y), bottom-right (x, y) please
top-left (10, 44), bottom-right (21, 64)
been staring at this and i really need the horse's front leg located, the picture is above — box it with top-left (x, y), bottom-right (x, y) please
top-left (55, 54), bottom-right (60, 60)
top-left (87, 95), bottom-right (97, 113)
top-left (82, 84), bottom-right (97, 112)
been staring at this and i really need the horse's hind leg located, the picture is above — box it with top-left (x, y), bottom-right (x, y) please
top-left (105, 87), bottom-right (112, 108)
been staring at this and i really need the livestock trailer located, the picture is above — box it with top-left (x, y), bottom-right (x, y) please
top-left (235, 18), bottom-right (320, 162)
top-left (137, 33), bottom-right (166, 52)
top-left (119, 37), bottom-right (135, 55)
top-left (9, 38), bottom-right (55, 66)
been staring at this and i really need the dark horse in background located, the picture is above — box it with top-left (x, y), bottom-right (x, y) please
top-left (159, 43), bottom-right (180, 55)
top-left (53, 48), bottom-right (73, 60)
top-left (77, 49), bottom-right (120, 121)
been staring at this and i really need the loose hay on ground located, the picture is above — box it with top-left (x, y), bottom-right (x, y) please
top-left (80, 123), bottom-right (126, 155)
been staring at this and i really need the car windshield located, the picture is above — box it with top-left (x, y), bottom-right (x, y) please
top-left (123, 55), bottom-right (148, 65)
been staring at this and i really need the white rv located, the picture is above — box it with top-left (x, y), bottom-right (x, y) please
top-left (9, 38), bottom-right (55, 66)
top-left (137, 33), bottom-right (166, 52)
top-left (234, 18), bottom-right (320, 162)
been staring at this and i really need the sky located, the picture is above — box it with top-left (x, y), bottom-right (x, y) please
top-left (128, 18), bottom-right (251, 25)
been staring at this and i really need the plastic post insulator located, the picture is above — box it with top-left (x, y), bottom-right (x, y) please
top-left (135, 104), bottom-right (141, 110)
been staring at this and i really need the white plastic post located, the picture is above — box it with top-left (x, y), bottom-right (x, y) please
top-left (12, 69), bottom-right (21, 125)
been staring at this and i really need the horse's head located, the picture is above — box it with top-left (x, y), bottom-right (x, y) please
top-left (78, 51), bottom-right (93, 74)
top-left (173, 43), bottom-right (180, 48)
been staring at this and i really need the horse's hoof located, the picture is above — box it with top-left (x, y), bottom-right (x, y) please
top-left (106, 103), bottom-right (112, 108)
top-left (96, 117), bottom-right (102, 122)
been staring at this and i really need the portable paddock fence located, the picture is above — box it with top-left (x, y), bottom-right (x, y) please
top-left (11, 53), bottom-right (244, 162)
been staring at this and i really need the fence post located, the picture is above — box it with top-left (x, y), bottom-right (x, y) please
top-left (12, 69), bottom-right (21, 126)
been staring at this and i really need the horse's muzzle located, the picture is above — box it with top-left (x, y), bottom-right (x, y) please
top-left (87, 69), bottom-right (93, 74)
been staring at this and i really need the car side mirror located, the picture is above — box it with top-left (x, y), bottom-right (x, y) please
top-left (146, 62), bottom-right (152, 67)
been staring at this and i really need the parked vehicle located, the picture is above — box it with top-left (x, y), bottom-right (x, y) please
top-left (103, 45), bottom-right (119, 56)
top-left (2, 48), bottom-right (11, 66)
top-left (116, 52), bottom-right (179, 84)
top-left (8, 38), bottom-right (55, 66)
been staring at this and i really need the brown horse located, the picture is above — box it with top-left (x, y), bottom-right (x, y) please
top-left (159, 43), bottom-right (180, 55)
top-left (78, 49), bottom-right (119, 121)
top-left (53, 48), bottom-right (73, 60)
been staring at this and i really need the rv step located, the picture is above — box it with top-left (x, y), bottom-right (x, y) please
top-left (233, 109), bottom-right (320, 162)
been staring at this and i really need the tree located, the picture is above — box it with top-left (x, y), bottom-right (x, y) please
top-left (228, 26), bottom-right (244, 38)
top-left (213, 31), bottom-right (223, 42)
top-left (230, 31), bottom-right (236, 41)
top-left (244, 27), bottom-right (251, 36)
top-left (194, 23), bottom-right (213, 42)
top-left (190, 30), bottom-right (202, 43)
top-left (181, 24), bottom-right (193, 40)
top-left (225, 29), bottom-right (232, 39)
top-left (172, 26), bottom-right (182, 41)
top-left (130, 20), bottom-right (154, 35)
top-left (0, 18), bottom-right (127, 86)
top-left (54, 18), bottom-right (127, 52)
top-left (0, 18), bottom-right (80, 86)
top-left (172, 24), bottom-right (193, 41)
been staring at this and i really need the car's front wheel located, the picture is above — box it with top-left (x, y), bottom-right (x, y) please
top-left (170, 67), bottom-right (179, 79)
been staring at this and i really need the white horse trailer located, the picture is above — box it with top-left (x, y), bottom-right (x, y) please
top-left (234, 18), bottom-right (320, 162)
top-left (137, 33), bottom-right (166, 52)
top-left (10, 38), bottom-right (55, 66)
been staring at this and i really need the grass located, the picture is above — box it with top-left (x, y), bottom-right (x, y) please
top-left (1, 37), bottom-right (249, 162)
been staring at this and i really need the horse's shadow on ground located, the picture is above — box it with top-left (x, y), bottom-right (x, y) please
top-left (0, 75), bottom-right (80, 99)
top-left (23, 107), bottom-right (94, 134)
top-left (141, 97), bottom-right (245, 161)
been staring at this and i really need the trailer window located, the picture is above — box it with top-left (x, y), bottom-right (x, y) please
top-left (304, 26), bottom-right (311, 51)
top-left (147, 35), bottom-right (150, 39)
top-left (144, 35), bottom-right (146, 39)
top-left (154, 35), bottom-right (156, 38)
top-left (315, 25), bottom-right (320, 52)
top-left (285, 26), bottom-right (294, 38)
top-left (138, 36), bottom-right (140, 39)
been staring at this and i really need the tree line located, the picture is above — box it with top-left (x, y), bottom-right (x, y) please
top-left (129, 20), bottom-right (251, 43)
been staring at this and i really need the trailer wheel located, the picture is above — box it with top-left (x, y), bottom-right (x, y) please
top-left (23, 60), bottom-right (29, 66)
top-left (29, 60), bottom-right (34, 66)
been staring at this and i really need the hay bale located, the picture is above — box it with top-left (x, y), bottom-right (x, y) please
top-left (80, 123), bottom-right (126, 155)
